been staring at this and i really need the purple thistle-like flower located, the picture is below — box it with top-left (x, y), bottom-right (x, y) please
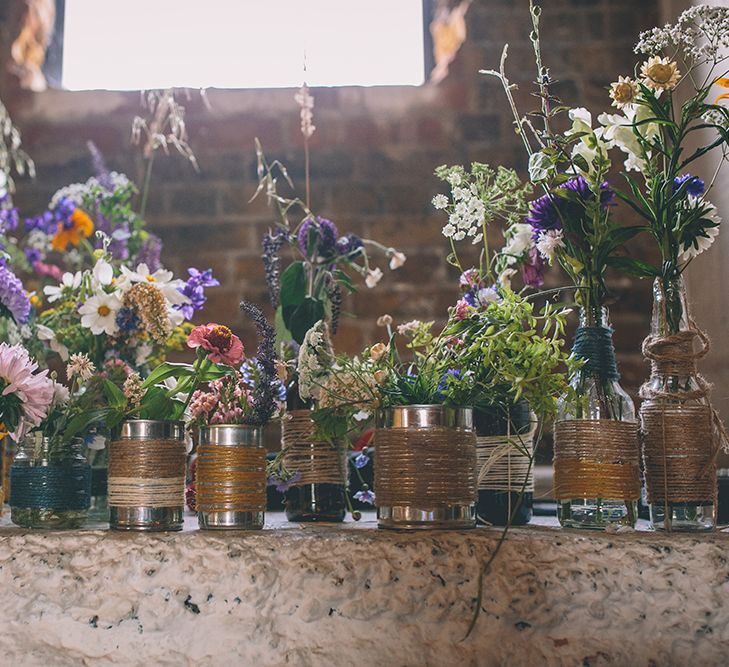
top-left (0, 265), bottom-right (31, 324)
top-left (353, 489), bottom-right (375, 505)
top-left (526, 193), bottom-right (563, 232)
top-left (674, 173), bottom-right (705, 198)
top-left (297, 216), bottom-right (339, 258)
top-left (136, 234), bottom-right (163, 273)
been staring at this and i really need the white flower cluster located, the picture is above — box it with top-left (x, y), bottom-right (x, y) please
top-left (678, 198), bottom-right (722, 263)
top-left (635, 5), bottom-right (729, 63)
top-left (50, 172), bottom-right (132, 208)
top-left (297, 320), bottom-right (334, 401)
top-left (439, 181), bottom-right (486, 244)
top-left (294, 85), bottom-right (316, 139)
top-left (501, 223), bottom-right (534, 265)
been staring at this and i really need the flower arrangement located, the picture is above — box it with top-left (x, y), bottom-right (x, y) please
top-left (253, 85), bottom-right (406, 345)
top-left (189, 302), bottom-right (284, 428)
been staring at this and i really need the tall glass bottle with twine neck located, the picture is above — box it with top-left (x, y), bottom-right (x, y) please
top-left (639, 276), bottom-right (716, 531)
top-left (554, 304), bottom-right (640, 529)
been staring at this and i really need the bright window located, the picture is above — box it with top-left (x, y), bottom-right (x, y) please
top-left (61, 0), bottom-right (426, 90)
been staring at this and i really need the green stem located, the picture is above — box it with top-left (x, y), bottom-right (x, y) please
top-left (139, 153), bottom-right (155, 219)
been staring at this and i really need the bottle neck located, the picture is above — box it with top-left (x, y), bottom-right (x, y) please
top-left (573, 307), bottom-right (619, 382)
top-left (652, 276), bottom-right (689, 338)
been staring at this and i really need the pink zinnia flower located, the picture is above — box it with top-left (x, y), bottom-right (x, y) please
top-left (187, 323), bottom-right (245, 367)
top-left (0, 343), bottom-right (55, 438)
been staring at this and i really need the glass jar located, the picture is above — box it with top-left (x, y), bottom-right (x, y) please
top-left (474, 401), bottom-right (533, 526)
top-left (86, 443), bottom-right (109, 522)
top-left (555, 306), bottom-right (640, 529)
top-left (9, 432), bottom-right (91, 529)
top-left (640, 277), bottom-right (715, 531)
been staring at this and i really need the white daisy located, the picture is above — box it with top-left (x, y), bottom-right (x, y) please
top-left (79, 292), bottom-right (122, 335)
top-left (92, 258), bottom-right (114, 287)
top-left (119, 263), bottom-right (188, 305)
top-left (43, 271), bottom-right (82, 303)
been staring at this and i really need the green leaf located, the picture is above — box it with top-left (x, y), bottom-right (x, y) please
top-left (139, 386), bottom-right (174, 420)
top-left (102, 379), bottom-right (127, 411)
top-left (289, 298), bottom-right (325, 344)
top-left (606, 256), bottom-right (659, 278)
top-left (141, 361), bottom-right (194, 389)
top-left (280, 262), bottom-right (306, 309)
top-left (571, 153), bottom-right (589, 174)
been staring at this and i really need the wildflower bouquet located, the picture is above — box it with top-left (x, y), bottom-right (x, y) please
top-left (253, 86), bottom-right (405, 346)
top-left (188, 302), bottom-right (284, 428)
top-left (599, 4), bottom-right (729, 332)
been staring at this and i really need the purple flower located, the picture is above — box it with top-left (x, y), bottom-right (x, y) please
top-left (24, 211), bottom-right (55, 235)
top-left (0, 265), bottom-right (30, 324)
top-left (297, 216), bottom-right (339, 257)
top-left (53, 197), bottom-right (77, 229)
top-left (354, 451), bottom-right (370, 469)
top-left (115, 307), bottom-right (140, 333)
top-left (136, 234), bottom-right (163, 273)
top-left (262, 229), bottom-right (287, 309)
top-left (87, 141), bottom-right (114, 192)
top-left (268, 471), bottom-right (302, 493)
top-left (175, 268), bottom-right (219, 320)
top-left (353, 489), bottom-right (375, 505)
top-left (674, 174), bottom-right (705, 198)
top-left (522, 247), bottom-right (545, 288)
top-left (0, 206), bottom-right (18, 232)
top-left (336, 233), bottom-right (363, 255)
top-left (526, 193), bottom-right (563, 232)
top-left (436, 368), bottom-right (462, 399)
top-left (24, 247), bottom-right (42, 264)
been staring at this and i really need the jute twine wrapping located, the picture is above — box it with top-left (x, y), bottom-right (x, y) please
top-left (108, 438), bottom-right (186, 508)
top-left (374, 426), bottom-right (477, 508)
top-left (639, 323), bottom-right (726, 513)
top-left (195, 444), bottom-right (266, 512)
top-left (281, 410), bottom-right (346, 486)
top-left (476, 419), bottom-right (536, 493)
top-left (553, 420), bottom-right (640, 501)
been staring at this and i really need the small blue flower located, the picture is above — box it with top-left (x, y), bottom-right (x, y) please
top-left (353, 489), bottom-right (375, 505)
top-left (674, 174), bottom-right (705, 198)
top-left (115, 307), bottom-right (140, 333)
top-left (268, 471), bottom-right (301, 493)
top-left (436, 368), bottom-right (462, 399)
top-left (354, 451), bottom-right (370, 469)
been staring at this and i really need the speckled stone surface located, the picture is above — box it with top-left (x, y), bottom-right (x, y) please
top-left (0, 513), bottom-right (728, 666)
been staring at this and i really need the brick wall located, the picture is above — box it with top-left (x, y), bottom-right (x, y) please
top-left (0, 0), bottom-right (661, 400)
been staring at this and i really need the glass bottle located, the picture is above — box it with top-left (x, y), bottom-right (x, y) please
top-left (556, 306), bottom-right (639, 529)
top-left (10, 433), bottom-right (91, 529)
top-left (474, 401), bottom-right (533, 526)
top-left (642, 277), bottom-right (714, 531)
top-left (282, 377), bottom-right (346, 522)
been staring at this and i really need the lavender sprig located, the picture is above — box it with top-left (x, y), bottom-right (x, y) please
top-left (325, 275), bottom-right (342, 334)
top-left (86, 141), bottom-right (114, 192)
top-left (261, 229), bottom-right (286, 309)
top-left (239, 300), bottom-right (278, 426)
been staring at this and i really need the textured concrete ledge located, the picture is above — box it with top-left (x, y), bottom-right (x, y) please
top-left (0, 514), bottom-right (728, 666)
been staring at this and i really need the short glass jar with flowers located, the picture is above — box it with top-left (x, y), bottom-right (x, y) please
top-left (252, 88), bottom-right (406, 521)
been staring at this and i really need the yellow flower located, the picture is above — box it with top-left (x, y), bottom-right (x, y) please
top-left (609, 76), bottom-right (639, 109)
top-left (51, 208), bottom-right (94, 251)
top-left (640, 56), bottom-right (680, 91)
top-left (715, 77), bottom-right (729, 103)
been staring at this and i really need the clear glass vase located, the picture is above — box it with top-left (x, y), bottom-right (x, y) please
top-left (9, 433), bottom-right (91, 529)
top-left (641, 277), bottom-right (715, 531)
top-left (555, 306), bottom-right (639, 529)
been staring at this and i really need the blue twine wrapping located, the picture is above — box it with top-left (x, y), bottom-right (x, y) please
top-left (9, 464), bottom-right (91, 510)
top-left (572, 326), bottom-right (619, 381)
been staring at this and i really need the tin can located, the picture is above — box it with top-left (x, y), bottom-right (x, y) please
top-left (197, 424), bottom-right (266, 530)
top-left (374, 405), bottom-right (476, 530)
top-left (109, 420), bottom-right (186, 531)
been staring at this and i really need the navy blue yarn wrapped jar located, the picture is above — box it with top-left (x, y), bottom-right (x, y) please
top-left (9, 433), bottom-right (91, 529)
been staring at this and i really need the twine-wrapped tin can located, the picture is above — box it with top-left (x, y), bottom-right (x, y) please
top-left (196, 424), bottom-right (266, 530)
top-left (374, 405), bottom-right (477, 530)
top-left (108, 420), bottom-right (186, 531)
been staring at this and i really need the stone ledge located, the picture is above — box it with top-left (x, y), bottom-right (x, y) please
top-left (1, 513), bottom-right (728, 666)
